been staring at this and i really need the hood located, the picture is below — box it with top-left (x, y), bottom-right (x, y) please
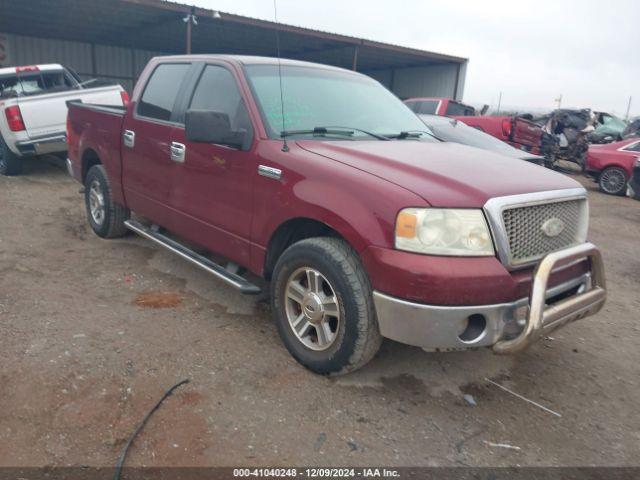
top-left (489, 145), bottom-right (545, 163)
top-left (297, 140), bottom-right (581, 207)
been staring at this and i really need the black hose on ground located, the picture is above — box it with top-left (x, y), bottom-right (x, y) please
top-left (113, 378), bottom-right (190, 480)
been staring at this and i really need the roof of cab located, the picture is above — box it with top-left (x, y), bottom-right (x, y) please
top-left (152, 55), bottom-right (353, 73)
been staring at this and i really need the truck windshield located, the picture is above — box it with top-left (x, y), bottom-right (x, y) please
top-left (0, 70), bottom-right (77, 98)
top-left (244, 65), bottom-right (435, 141)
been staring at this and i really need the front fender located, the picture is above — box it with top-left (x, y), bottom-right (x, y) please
top-left (249, 141), bottom-right (427, 274)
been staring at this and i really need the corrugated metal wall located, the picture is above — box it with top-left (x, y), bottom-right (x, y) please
top-left (3, 33), bottom-right (163, 92)
top-left (367, 62), bottom-right (467, 100)
top-left (3, 32), bottom-right (466, 99)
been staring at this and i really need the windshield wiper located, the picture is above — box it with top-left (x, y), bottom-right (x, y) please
top-left (386, 130), bottom-right (443, 141)
top-left (281, 126), bottom-right (390, 141)
top-left (387, 131), bottom-right (425, 139)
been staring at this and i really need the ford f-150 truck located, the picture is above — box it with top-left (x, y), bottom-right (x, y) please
top-left (0, 63), bottom-right (127, 175)
top-left (404, 97), bottom-right (543, 155)
top-left (67, 55), bottom-right (606, 375)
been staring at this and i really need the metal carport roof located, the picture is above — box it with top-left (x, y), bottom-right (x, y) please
top-left (0, 0), bottom-right (467, 72)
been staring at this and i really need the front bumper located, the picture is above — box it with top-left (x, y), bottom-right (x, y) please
top-left (15, 133), bottom-right (67, 156)
top-left (373, 242), bottom-right (606, 354)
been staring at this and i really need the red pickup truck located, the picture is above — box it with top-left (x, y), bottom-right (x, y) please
top-left (404, 97), bottom-right (543, 155)
top-left (67, 55), bottom-right (606, 374)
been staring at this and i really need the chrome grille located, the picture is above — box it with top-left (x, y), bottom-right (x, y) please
top-left (502, 199), bottom-right (585, 265)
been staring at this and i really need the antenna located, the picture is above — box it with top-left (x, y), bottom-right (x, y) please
top-left (273, 0), bottom-right (289, 152)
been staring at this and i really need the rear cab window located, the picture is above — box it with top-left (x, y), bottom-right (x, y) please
top-left (137, 63), bottom-right (191, 122)
top-left (0, 69), bottom-right (77, 98)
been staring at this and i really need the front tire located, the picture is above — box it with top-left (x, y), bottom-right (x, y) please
top-left (84, 165), bottom-right (130, 238)
top-left (0, 135), bottom-right (23, 176)
top-left (599, 167), bottom-right (627, 196)
top-left (271, 237), bottom-right (382, 375)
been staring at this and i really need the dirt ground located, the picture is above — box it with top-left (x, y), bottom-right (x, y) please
top-left (0, 156), bottom-right (638, 468)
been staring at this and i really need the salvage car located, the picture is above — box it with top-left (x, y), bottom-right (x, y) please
top-left (0, 63), bottom-right (127, 176)
top-left (585, 138), bottom-right (640, 195)
top-left (622, 116), bottom-right (640, 140)
top-left (418, 114), bottom-right (544, 164)
top-left (66, 55), bottom-right (607, 374)
top-left (405, 97), bottom-right (543, 154)
top-left (588, 112), bottom-right (627, 144)
top-left (537, 109), bottom-right (594, 170)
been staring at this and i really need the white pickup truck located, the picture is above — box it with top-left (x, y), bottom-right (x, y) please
top-left (0, 63), bottom-right (126, 175)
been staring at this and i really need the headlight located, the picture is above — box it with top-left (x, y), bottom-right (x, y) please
top-left (395, 208), bottom-right (495, 256)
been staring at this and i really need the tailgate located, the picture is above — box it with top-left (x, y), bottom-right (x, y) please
top-left (511, 118), bottom-right (542, 148)
top-left (18, 86), bottom-right (123, 138)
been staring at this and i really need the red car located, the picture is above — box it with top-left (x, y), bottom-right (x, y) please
top-left (585, 138), bottom-right (640, 195)
top-left (404, 97), bottom-right (542, 155)
top-left (66, 55), bottom-right (606, 374)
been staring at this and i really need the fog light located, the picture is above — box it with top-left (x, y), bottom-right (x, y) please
top-left (458, 314), bottom-right (487, 343)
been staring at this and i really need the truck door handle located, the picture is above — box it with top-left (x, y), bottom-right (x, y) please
top-left (170, 142), bottom-right (186, 162)
top-left (123, 130), bottom-right (135, 148)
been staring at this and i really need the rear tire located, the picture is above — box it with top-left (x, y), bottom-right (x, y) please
top-left (0, 135), bottom-right (23, 176)
top-left (598, 167), bottom-right (627, 196)
top-left (271, 237), bottom-right (382, 375)
top-left (84, 165), bottom-right (130, 238)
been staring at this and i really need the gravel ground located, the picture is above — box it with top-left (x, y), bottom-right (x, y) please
top-left (0, 157), bottom-right (638, 467)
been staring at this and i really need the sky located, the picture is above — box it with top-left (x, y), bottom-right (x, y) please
top-left (186, 0), bottom-right (639, 117)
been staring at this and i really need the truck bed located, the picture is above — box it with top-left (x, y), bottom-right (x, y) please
top-left (67, 101), bottom-right (127, 204)
top-left (13, 84), bottom-right (124, 139)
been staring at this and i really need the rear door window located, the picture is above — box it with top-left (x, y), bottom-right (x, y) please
top-left (138, 63), bottom-right (191, 122)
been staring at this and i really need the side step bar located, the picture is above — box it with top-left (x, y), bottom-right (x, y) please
top-left (124, 220), bottom-right (261, 295)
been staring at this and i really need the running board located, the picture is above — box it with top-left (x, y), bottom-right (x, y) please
top-left (124, 220), bottom-right (261, 295)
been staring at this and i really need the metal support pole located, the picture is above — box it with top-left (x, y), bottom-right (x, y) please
top-left (185, 6), bottom-right (196, 54)
top-left (90, 43), bottom-right (97, 77)
top-left (453, 63), bottom-right (460, 100)
top-left (352, 45), bottom-right (359, 71)
top-left (625, 96), bottom-right (632, 120)
top-left (186, 22), bottom-right (191, 54)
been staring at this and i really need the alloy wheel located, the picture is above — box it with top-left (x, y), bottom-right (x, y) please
top-left (88, 179), bottom-right (106, 225)
top-left (284, 267), bottom-right (341, 351)
top-left (601, 169), bottom-right (626, 195)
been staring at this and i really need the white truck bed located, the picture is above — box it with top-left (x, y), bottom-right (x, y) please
top-left (0, 63), bottom-right (125, 158)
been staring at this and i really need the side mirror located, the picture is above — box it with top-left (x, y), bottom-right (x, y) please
top-left (185, 110), bottom-right (247, 149)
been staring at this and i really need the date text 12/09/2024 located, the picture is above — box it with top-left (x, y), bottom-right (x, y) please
top-left (233, 468), bottom-right (400, 478)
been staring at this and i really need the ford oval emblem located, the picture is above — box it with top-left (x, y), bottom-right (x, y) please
top-left (541, 218), bottom-right (565, 237)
